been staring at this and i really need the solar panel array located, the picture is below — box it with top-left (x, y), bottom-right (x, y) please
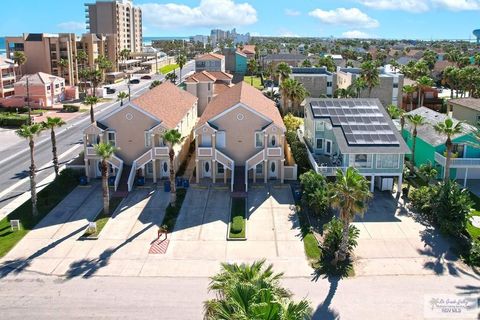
top-left (292, 67), bottom-right (329, 75)
top-left (310, 100), bottom-right (399, 146)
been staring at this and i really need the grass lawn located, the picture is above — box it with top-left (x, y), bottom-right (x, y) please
top-left (0, 169), bottom-right (80, 258)
top-left (243, 76), bottom-right (263, 90)
top-left (82, 197), bottom-right (124, 238)
top-left (161, 188), bottom-right (187, 232)
top-left (296, 207), bottom-right (321, 262)
top-left (467, 191), bottom-right (480, 240)
top-left (159, 64), bottom-right (179, 75)
top-left (229, 198), bottom-right (246, 239)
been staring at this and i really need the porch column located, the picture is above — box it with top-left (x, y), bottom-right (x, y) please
top-left (280, 159), bottom-right (285, 184)
top-left (195, 159), bottom-right (200, 183)
top-left (370, 176), bottom-right (375, 192)
top-left (224, 167), bottom-right (228, 184)
top-left (464, 167), bottom-right (469, 188)
top-left (212, 160), bottom-right (216, 184)
top-left (264, 159), bottom-right (268, 183)
top-left (84, 159), bottom-right (90, 182)
top-left (253, 165), bottom-right (256, 183)
top-left (397, 174), bottom-right (403, 194)
top-left (152, 159), bottom-right (157, 183)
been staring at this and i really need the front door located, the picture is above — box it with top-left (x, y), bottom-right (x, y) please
top-left (325, 140), bottom-right (332, 155)
top-left (160, 160), bottom-right (169, 178)
top-left (269, 160), bottom-right (278, 179)
top-left (203, 160), bottom-right (212, 178)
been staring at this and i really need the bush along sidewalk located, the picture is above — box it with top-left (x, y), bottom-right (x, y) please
top-left (228, 198), bottom-right (247, 240)
top-left (81, 197), bottom-right (124, 239)
top-left (0, 169), bottom-right (80, 258)
top-left (161, 188), bottom-right (187, 232)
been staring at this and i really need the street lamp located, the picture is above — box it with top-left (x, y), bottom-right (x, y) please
top-left (127, 73), bottom-right (131, 101)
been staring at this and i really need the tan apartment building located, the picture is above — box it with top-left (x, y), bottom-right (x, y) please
top-left (290, 67), bottom-right (337, 98)
top-left (0, 57), bottom-right (17, 98)
top-left (194, 82), bottom-right (297, 192)
top-left (83, 82), bottom-right (198, 192)
top-left (195, 53), bottom-right (226, 72)
top-left (185, 70), bottom-right (233, 116)
top-left (5, 33), bottom-right (117, 85)
top-left (86, 0), bottom-right (142, 53)
top-left (336, 66), bottom-right (404, 107)
top-left (449, 98), bottom-right (480, 125)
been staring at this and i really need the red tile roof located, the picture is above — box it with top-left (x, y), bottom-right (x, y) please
top-left (197, 82), bottom-right (285, 130)
top-left (132, 81), bottom-right (197, 129)
top-left (196, 53), bottom-right (225, 61)
top-left (185, 71), bottom-right (233, 83)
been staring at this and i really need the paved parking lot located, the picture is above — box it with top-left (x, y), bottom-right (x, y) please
top-left (353, 191), bottom-right (462, 276)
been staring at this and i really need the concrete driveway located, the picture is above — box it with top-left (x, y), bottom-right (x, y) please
top-left (353, 191), bottom-right (462, 276)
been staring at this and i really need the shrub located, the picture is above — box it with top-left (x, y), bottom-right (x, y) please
top-left (468, 239), bottom-right (480, 266)
top-left (300, 170), bottom-right (329, 216)
top-left (409, 185), bottom-right (436, 222)
top-left (321, 218), bottom-right (359, 258)
top-left (434, 181), bottom-right (473, 238)
top-left (63, 104), bottom-right (80, 112)
top-left (290, 140), bottom-right (310, 173)
top-left (283, 113), bottom-right (303, 132)
top-left (230, 216), bottom-right (244, 234)
top-left (0, 113), bottom-right (29, 127)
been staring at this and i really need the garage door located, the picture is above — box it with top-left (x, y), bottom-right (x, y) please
top-left (456, 168), bottom-right (480, 179)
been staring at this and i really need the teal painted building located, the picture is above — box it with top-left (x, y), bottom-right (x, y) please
top-left (403, 107), bottom-right (480, 185)
top-left (235, 51), bottom-right (248, 74)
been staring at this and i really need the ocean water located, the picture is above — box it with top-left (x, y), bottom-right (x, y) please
top-left (0, 37), bottom-right (5, 56)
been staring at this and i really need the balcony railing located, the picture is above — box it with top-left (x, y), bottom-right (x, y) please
top-left (86, 146), bottom-right (97, 157)
top-left (197, 147), bottom-right (213, 157)
top-left (267, 147), bottom-right (282, 157)
top-left (1, 73), bottom-right (15, 79)
top-left (154, 147), bottom-right (169, 157)
top-left (434, 152), bottom-right (480, 168)
top-left (2, 84), bottom-right (14, 90)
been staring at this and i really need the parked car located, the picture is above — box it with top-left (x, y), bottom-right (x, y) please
top-left (129, 79), bottom-right (140, 84)
top-left (141, 75), bottom-right (152, 80)
top-left (105, 87), bottom-right (116, 94)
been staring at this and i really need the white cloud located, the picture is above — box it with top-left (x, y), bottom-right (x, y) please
top-left (356, 0), bottom-right (429, 12)
top-left (57, 21), bottom-right (86, 32)
top-left (432, 0), bottom-right (480, 11)
top-left (308, 8), bottom-right (379, 28)
top-left (140, 0), bottom-right (257, 29)
top-left (342, 30), bottom-right (372, 38)
top-left (284, 9), bottom-right (301, 16)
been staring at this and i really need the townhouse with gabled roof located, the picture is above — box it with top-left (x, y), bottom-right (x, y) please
top-left (195, 53), bottom-right (226, 72)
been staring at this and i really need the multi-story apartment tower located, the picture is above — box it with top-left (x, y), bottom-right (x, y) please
top-left (85, 0), bottom-right (142, 53)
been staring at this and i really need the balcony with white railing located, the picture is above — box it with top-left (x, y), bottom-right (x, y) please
top-left (267, 147), bottom-right (282, 157)
top-left (197, 147), bottom-right (213, 157)
top-left (434, 152), bottom-right (480, 168)
top-left (85, 146), bottom-right (97, 158)
top-left (154, 147), bottom-right (169, 157)
top-left (1, 73), bottom-right (15, 80)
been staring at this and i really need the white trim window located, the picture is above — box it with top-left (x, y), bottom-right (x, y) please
top-left (376, 154), bottom-right (400, 169)
top-left (315, 121), bottom-right (325, 132)
top-left (255, 132), bottom-right (264, 148)
top-left (217, 162), bottom-right (225, 174)
top-left (316, 138), bottom-right (323, 150)
top-left (107, 132), bottom-right (116, 147)
top-left (216, 131), bottom-right (226, 148)
top-left (145, 132), bottom-right (152, 148)
top-left (350, 154), bottom-right (373, 168)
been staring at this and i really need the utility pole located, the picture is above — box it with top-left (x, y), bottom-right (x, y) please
top-left (127, 73), bottom-right (131, 101)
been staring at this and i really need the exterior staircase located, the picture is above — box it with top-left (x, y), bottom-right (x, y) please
top-left (114, 164), bottom-right (131, 197)
top-left (232, 165), bottom-right (247, 198)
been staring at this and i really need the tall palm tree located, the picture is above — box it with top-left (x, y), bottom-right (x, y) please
top-left (87, 68), bottom-right (102, 97)
top-left (119, 48), bottom-right (130, 71)
top-left (175, 54), bottom-right (187, 82)
top-left (94, 143), bottom-right (118, 215)
top-left (42, 117), bottom-right (66, 177)
top-left (290, 80), bottom-right (309, 116)
top-left (58, 58), bottom-right (69, 81)
top-left (402, 85), bottom-right (416, 111)
top-left (387, 105), bottom-right (406, 136)
top-left (280, 78), bottom-right (295, 113)
top-left (163, 129), bottom-right (183, 206)
top-left (204, 260), bottom-right (312, 319)
top-left (247, 59), bottom-right (258, 85)
top-left (350, 77), bottom-right (367, 98)
top-left (416, 76), bottom-right (434, 108)
top-left (13, 51), bottom-right (27, 77)
top-left (16, 124), bottom-right (44, 216)
top-left (95, 55), bottom-right (113, 83)
top-left (117, 91), bottom-right (129, 106)
top-left (76, 50), bottom-right (88, 68)
top-left (78, 68), bottom-right (90, 94)
top-left (275, 62), bottom-right (291, 85)
top-left (434, 118), bottom-right (464, 181)
top-left (84, 95), bottom-right (100, 123)
top-left (330, 167), bottom-right (372, 263)
top-left (360, 60), bottom-right (379, 98)
top-left (443, 66), bottom-right (460, 98)
top-left (165, 72), bottom-right (178, 84)
top-left (406, 114), bottom-right (426, 170)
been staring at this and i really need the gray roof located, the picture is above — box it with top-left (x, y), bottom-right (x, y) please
top-left (308, 98), bottom-right (410, 154)
top-left (264, 54), bottom-right (306, 61)
top-left (449, 98), bottom-right (480, 112)
top-left (405, 107), bottom-right (475, 146)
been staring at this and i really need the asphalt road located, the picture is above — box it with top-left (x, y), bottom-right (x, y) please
top-left (0, 61), bottom-right (195, 214)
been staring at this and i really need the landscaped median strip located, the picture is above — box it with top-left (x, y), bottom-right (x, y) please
top-left (0, 169), bottom-right (80, 258)
top-left (228, 198), bottom-right (247, 240)
top-left (81, 197), bottom-right (124, 239)
top-left (161, 189), bottom-right (187, 232)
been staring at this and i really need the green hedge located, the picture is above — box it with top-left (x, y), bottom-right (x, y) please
top-left (63, 104), bottom-right (80, 112)
top-left (229, 198), bottom-right (246, 239)
top-left (0, 113), bottom-right (29, 127)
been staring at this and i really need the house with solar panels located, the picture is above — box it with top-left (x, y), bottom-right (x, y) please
top-left (301, 98), bottom-right (410, 192)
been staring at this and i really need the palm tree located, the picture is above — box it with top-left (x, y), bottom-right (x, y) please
top-left (119, 49), bottom-right (130, 71)
top-left (386, 104), bottom-right (406, 136)
top-left (443, 66), bottom-right (461, 98)
top-left (247, 59), bottom-right (258, 85)
top-left (263, 90), bottom-right (280, 102)
top-left (117, 91), bottom-right (129, 106)
top-left (434, 118), bottom-right (464, 181)
top-left (94, 143), bottom-right (118, 215)
top-left (419, 162), bottom-right (438, 185)
top-left (275, 62), bottom-right (291, 85)
top-left (58, 58), bottom-right (69, 81)
top-left (350, 78), bottom-right (367, 98)
top-left (163, 129), bottom-right (183, 206)
top-left (16, 124), bottom-right (44, 216)
top-left (290, 80), bottom-right (309, 116)
top-left (95, 55), bottom-right (113, 83)
top-left (416, 76), bottom-right (434, 108)
top-left (165, 72), bottom-right (178, 84)
top-left (402, 85), bottom-right (416, 111)
top-left (175, 54), bottom-right (187, 82)
top-left (42, 117), bottom-right (66, 177)
top-left (149, 80), bottom-right (162, 89)
top-left (87, 68), bottom-right (102, 97)
top-left (13, 51), bottom-right (27, 76)
top-left (360, 60), bottom-right (379, 98)
top-left (84, 95), bottom-right (100, 123)
top-left (76, 50), bottom-right (88, 68)
top-left (78, 68), bottom-right (90, 94)
top-left (330, 167), bottom-right (372, 264)
top-left (204, 260), bottom-right (312, 319)
top-left (406, 114), bottom-right (426, 170)
top-left (280, 78), bottom-right (295, 113)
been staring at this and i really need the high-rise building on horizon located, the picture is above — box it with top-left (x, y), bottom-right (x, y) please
top-left (85, 0), bottom-right (142, 53)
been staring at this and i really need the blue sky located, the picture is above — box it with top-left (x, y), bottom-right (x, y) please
top-left (0, 0), bottom-right (479, 40)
